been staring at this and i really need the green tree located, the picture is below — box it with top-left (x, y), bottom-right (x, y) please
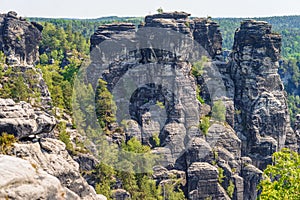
top-left (163, 182), bottom-right (185, 200)
top-left (95, 79), bottom-right (117, 130)
top-left (95, 162), bottom-right (116, 199)
top-left (258, 148), bottom-right (300, 200)
top-left (157, 7), bottom-right (164, 14)
top-left (211, 100), bottom-right (226, 122)
top-left (199, 116), bottom-right (210, 136)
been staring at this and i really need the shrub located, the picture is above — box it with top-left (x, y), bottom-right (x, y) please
top-left (191, 56), bottom-right (209, 77)
top-left (227, 180), bottom-right (235, 198)
top-left (212, 100), bottom-right (226, 122)
top-left (218, 167), bottom-right (225, 184)
top-left (0, 132), bottom-right (16, 154)
top-left (58, 122), bottom-right (73, 152)
top-left (199, 116), bottom-right (210, 136)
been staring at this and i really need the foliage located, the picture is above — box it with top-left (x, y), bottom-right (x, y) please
top-left (196, 85), bottom-right (205, 104)
top-left (157, 8), bottom-right (164, 14)
top-left (211, 100), bottom-right (226, 122)
top-left (95, 162), bottom-right (116, 199)
top-left (227, 180), bottom-right (235, 198)
top-left (218, 167), bottom-right (225, 184)
top-left (199, 116), bottom-right (210, 136)
top-left (258, 148), bottom-right (300, 200)
top-left (287, 95), bottom-right (300, 125)
top-left (0, 67), bottom-right (41, 104)
top-left (57, 122), bottom-right (74, 152)
top-left (0, 133), bottom-right (16, 154)
top-left (156, 100), bottom-right (165, 109)
top-left (151, 132), bottom-right (160, 147)
top-left (95, 79), bottom-right (117, 131)
top-left (191, 56), bottom-right (208, 77)
top-left (163, 182), bottom-right (185, 200)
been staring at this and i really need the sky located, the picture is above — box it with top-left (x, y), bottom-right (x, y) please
top-left (0, 0), bottom-right (299, 19)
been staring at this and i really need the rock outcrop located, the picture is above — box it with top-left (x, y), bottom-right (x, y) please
top-left (188, 162), bottom-right (230, 200)
top-left (0, 11), bottom-right (42, 66)
top-left (0, 98), bottom-right (55, 139)
top-left (0, 155), bottom-right (80, 200)
top-left (89, 12), bottom-right (235, 200)
top-left (228, 20), bottom-right (297, 169)
top-left (0, 12), bottom-right (52, 108)
top-left (89, 13), bottom-right (298, 200)
top-left (11, 138), bottom-right (101, 199)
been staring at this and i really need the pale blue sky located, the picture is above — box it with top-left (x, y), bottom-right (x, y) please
top-left (0, 0), bottom-right (299, 18)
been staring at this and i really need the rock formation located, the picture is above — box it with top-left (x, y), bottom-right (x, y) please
top-left (0, 12), bottom-right (51, 108)
top-left (228, 20), bottom-right (297, 169)
top-left (0, 12), bottom-right (103, 200)
top-left (12, 138), bottom-right (102, 199)
top-left (0, 11), bottom-right (42, 66)
top-left (89, 12), bottom-right (238, 200)
top-left (0, 98), bottom-right (55, 139)
top-left (0, 155), bottom-right (79, 200)
top-left (0, 10), bottom-right (297, 200)
top-left (89, 12), bottom-right (298, 200)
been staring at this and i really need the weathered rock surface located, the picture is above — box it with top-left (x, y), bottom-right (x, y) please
top-left (87, 13), bottom-right (295, 200)
top-left (12, 138), bottom-right (101, 200)
top-left (188, 162), bottom-right (230, 200)
top-left (0, 155), bottom-right (80, 200)
top-left (0, 11), bottom-right (42, 66)
top-left (228, 20), bottom-right (297, 169)
top-left (241, 164), bottom-right (263, 200)
top-left (0, 98), bottom-right (56, 139)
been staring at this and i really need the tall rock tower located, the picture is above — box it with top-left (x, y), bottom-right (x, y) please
top-left (229, 20), bottom-right (297, 169)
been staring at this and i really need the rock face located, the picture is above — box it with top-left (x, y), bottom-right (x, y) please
top-left (11, 138), bottom-right (101, 200)
top-left (228, 20), bottom-right (297, 169)
top-left (89, 12), bottom-right (232, 199)
top-left (0, 12), bottom-right (52, 108)
top-left (0, 155), bottom-right (80, 200)
top-left (0, 98), bottom-right (56, 139)
top-left (187, 162), bottom-right (230, 200)
top-left (0, 11), bottom-right (42, 66)
top-left (88, 13), bottom-right (296, 200)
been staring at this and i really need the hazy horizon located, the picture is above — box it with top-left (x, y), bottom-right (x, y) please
top-left (1, 0), bottom-right (300, 19)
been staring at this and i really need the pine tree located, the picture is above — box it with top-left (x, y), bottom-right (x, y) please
top-left (95, 79), bottom-right (116, 130)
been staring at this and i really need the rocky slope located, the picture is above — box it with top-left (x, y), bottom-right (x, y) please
top-left (89, 12), bottom-right (298, 200)
top-left (0, 12), bottom-right (104, 200)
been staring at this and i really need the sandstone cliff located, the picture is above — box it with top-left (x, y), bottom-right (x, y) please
top-left (88, 12), bottom-right (298, 200)
top-left (0, 11), bottom-right (298, 200)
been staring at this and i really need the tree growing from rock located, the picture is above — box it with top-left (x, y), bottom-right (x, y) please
top-left (95, 78), bottom-right (117, 131)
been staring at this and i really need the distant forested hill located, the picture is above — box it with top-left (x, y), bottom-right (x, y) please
top-left (28, 16), bottom-right (143, 38)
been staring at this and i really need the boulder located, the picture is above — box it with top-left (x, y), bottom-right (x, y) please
top-left (12, 138), bottom-right (100, 199)
top-left (0, 155), bottom-right (80, 200)
top-left (187, 162), bottom-right (230, 200)
top-left (0, 98), bottom-right (56, 139)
